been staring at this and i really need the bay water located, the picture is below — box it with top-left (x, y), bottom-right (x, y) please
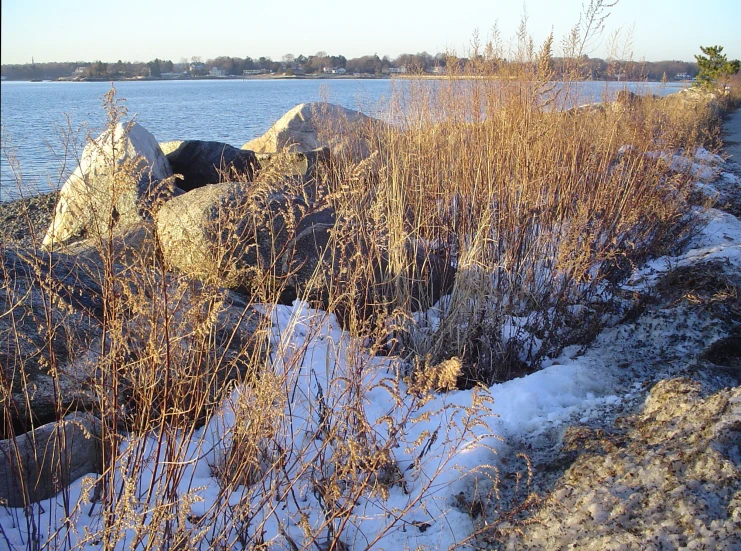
top-left (0, 78), bottom-right (687, 201)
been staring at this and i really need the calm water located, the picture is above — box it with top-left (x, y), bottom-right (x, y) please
top-left (0, 79), bottom-right (687, 201)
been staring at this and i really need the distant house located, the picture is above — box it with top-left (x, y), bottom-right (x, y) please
top-left (209, 67), bottom-right (226, 77)
top-left (429, 66), bottom-right (446, 74)
top-left (675, 72), bottom-right (692, 81)
top-left (321, 67), bottom-right (347, 75)
top-left (74, 67), bottom-right (87, 75)
top-left (190, 63), bottom-right (206, 75)
top-left (382, 67), bottom-right (407, 75)
top-left (243, 69), bottom-right (266, 75)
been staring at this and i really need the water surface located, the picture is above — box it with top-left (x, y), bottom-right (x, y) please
top-left (0, 79), bottom-right (687, 201)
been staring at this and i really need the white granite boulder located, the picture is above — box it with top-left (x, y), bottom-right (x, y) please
top-left (42, 122), bottom-right (174, 249)
top-left (242, 102), bottom-right (384, 165)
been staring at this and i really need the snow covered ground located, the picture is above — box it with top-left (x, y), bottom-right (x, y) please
top-left (2, 150), bottom-right (739, 550)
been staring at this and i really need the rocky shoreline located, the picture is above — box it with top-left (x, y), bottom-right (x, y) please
top-left (0, 190), bottom-right (59, 249)
top-left (2, 100), bottom-right (740, 548)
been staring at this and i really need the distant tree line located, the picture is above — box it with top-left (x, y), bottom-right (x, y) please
top-left (572, 56), bottom-right (699, 81)
top-left (1, 52), bottom-right (699, 81)
top-left (0, 59), bottom-right (177, 80)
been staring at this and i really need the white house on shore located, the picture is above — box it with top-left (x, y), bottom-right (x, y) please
top-left (209, 67), bottom-right (226, 77)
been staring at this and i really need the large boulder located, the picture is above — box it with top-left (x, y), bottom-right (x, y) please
top-left (0, 413), bottom-right (102, 507)
top-left (255, 147), bottom-right (332, 203)
top-left (66, 279), bottom-right (267, 430)
top-left (255, 147), bottom-right (331, 180)
top-left (2, 244), bottom-right (267, 435)
top-left (155, 182), bottom-right (335, 302)
top-left (165, 140), bottom-right (260, 192)
top-left (242, 102), bottom-right (383, 165)
top-left (155, 183), bottom-right (456, 325)
top-left (42, 122), bottom-right (174, 250)
top-left (1, 248), bottom-right (105, 433)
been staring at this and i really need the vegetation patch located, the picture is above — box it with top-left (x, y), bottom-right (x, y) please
top-left (2, 3), bottom-right (740, 547)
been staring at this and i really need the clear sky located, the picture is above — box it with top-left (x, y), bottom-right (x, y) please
top-left (1, 0), bottom-right (739, 65)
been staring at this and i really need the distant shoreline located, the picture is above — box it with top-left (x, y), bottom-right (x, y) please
top-left (1, 74), bottom-right (391, 83)
top-left (1, 74), bottom-right (695, 84)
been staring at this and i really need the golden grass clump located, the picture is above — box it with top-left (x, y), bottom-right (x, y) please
top-left (318, 38), bottom-right (721, 384)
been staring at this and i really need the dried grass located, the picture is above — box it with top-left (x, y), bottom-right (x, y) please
top-left (1, 3), bottom-right (732, 547)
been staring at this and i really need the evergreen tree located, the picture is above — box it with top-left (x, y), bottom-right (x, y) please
top-left (147, 59), bottom-right (162, 78)
top-left (694, 45), bottom-right (740, 91)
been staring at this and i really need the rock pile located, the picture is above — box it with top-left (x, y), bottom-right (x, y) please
top-left (1, 102), bottom-right (453, 505)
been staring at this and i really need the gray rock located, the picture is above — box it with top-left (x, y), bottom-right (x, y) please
top-left (155, 182), bottom-right (335, 301)
top-left (165, 140), bottom-right (260, 192)
top-left (2, 243), bottom-right (267, 434)
top-left (42, 122), bottom-right (174, 249)
top-left (614, 89), bottom-right (641, 106)
top-left (65, 280), bottom-right (267, 430)
top-left (0, 413), bottom-right (102, 507)
top-left (256, 146), bottom-right (330, 180)
top-left (1, 248), bottom-right (105, 432)
top-left (155, 183), bottom-right (455, 326)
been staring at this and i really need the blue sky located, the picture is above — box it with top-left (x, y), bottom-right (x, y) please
top-left (1, 0), bottom-right (739, 64)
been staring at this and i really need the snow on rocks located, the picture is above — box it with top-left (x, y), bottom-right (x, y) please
top-left (647, 149), bottom-right (719, 182)
top-left (623, 204), bottom-right (741, 292)
top-left (698, 161), bottom-right (741, 216)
